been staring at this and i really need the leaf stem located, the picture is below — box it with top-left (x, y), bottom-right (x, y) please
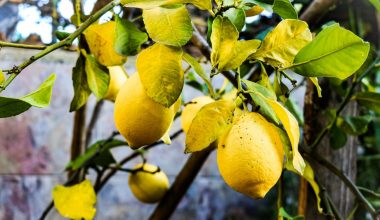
top-left (0, 41), bottom-right (47, 50)
top-left (0, 0), bottom-right (120, 93)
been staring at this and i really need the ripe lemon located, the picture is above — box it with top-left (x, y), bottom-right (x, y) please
top-left (114, 73), bottom-right (179, 148)
top-left (181, 96), bottom-right (214, 133)
top-left (217, 112), bottom-right (284, 199)
top-left (128, 163), bottom-right (169, 203)
top-left (103, 66), bottom-right (128, 101)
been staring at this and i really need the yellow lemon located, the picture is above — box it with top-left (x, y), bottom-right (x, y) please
top-left (103, 66), bottom-right (128, 101)
top-left (128, 163), bottom-right (169, 203)
top-left (217, 112), bottom-right (284, 199)
top-left (181, 96), bottom-right (214, 133)
top-left (114, 73), bottom-right (179, 148)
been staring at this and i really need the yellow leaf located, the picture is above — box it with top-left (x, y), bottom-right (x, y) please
top-left (122, 0), bottom-right (166, 8)
top-left (287, 161), bottom-right (323, 213)
top-left (122, 0), bottom-right (211, 10)
top-left (185, 100), bottom-right (235, 153)
top-left (52, 180), bottom-right (97, 220)
top-left (143, 5), bottom-right (193, 46)
top-left (266, 99), bottom-right (305, 174)
top-left (250, 19), bottom-right (312, 68)
top-left (0, 70), bottom-right (4, 84)
top-left (137, 43), bottom-right (184, 107)
top-left (211, 16), bottom-right (260, 71)
top-left (310, 77), bottom-right (322, 97)
top-left (245, 5), bottom-right (265, 17)
top-left (84, 21), bottom-right (127, 67)
top-left (276, 127), bottom-right (323, 213)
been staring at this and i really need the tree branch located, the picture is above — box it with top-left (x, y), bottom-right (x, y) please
top-left (149, 147), bottom-right (214, 220)
top-left (0, 0), bottom-right (120, 93)
top-left (0, 41), bottom-right (47, 50)
top-left (95, 129), bottom-right (184, 192)
top-left (300, 0), bottom-right (338, 24)
top-left (68, 105), bottom-right (87, 183)
top-left (85, 100), bottom-right (104, 146)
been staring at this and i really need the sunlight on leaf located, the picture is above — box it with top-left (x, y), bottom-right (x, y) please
top-left (143, 5), bottom-right (193, 46)
top-left (293, 24), bottom-right (370, 79)
top-left (211, 16), bottom-right (261, 71)
top-left (84, 21), bottom-right (127, 66)
top-left (84, 54), bottom-right (110, 100)
top-left (250, 19), bottom-right (312, 68)
top-left (52, 180), bottom-right (97, 220)
top-left (137, 43), bottom-right (184, 107)
top-left (309, 77), bottom-right (322, 97)
top-left (185, 100), bottom-right (235, 153)
top-left (267, 98), bottom-right (305, 174)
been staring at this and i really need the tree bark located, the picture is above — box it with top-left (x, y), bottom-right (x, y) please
top-left (303, 79), bottom-right (357, 219)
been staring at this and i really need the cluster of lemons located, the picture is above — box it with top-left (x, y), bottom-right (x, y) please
top-left (107, 70), bottom-right (284, 203)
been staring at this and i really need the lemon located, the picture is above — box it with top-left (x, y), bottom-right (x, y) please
top-left (181, 96), bottom-right (214, 133)
top-left (103, 66), bottom-right (128, 101)
top-left (114, 73), bottom-right (179, 148)
top-left (128, 163), bottom-right (169, 203)
top-left (217, 112), bottom-right (284, 199)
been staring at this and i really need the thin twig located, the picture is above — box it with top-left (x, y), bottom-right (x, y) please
top-left (95, 129), bottom-right (183, 192)
top-left (68, 105), bottom-right (87, 182)
top-left (0, 41), bottom-right (47, 50)
top-left (0, 0), bottom-right (121, 93)
top-left (85, 100), bottom-right (104, 146)
top-left (358, 187), bottom-right (380, 198)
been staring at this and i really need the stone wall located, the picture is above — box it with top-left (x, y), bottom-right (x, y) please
top-left (0, 48), bottom-right (277, 220)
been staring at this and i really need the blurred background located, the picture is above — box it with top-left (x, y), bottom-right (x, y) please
top-left (1, 0), bottom-right (380, 219)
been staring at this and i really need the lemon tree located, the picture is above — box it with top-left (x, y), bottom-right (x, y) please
top-left (1, 0), bottom-right (379, 219)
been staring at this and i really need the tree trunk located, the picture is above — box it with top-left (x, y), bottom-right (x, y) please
top-left (303, 79), bottom-right (357, 219)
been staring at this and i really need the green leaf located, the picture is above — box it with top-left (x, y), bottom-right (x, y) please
top-left (272, 0), bottom-right (297, 19)
top-left (309, 77), bottom-right (322, 98)
top-left (20, 74), bottom-right (56, 108)
top-left (242, 79), bottom-right (279, 124)
top-left (66, 139), bottom-right (128, 170)
top-left (329, 124), bottom-right (347, 149)
top-left (352, 92), bottom-right (380, 114)
top-left (292, 24), bottom-right (370, 79)
top-left (70, 55), bottom-right (92, 112)
top-left (250, 19), bottom-right (312, 68)
top-left (54, 30), bottom-right (70, 41)
top-left (223, 8), bottom-right (246, 31)
top-left (185, 100), bottom-right (235, 153)
top-left (242, 79), bottom-right (276, 99)
top-left (211, 16), bottom-right (261, 71)
top-left (167, 0), bottom-right (212, 10)
top-left (337, 115), bottom-right (372, 135)
top-left (0, 74), bottom-right (56, 118)
top-left (0, 69), bottom-right (5, 84)
top-left (182, 53), bottom-right (214, 96)
top-left (0, 97), bottom-right (32, 118)
top-left (114, 15), bottom-right (148, 56)
top-left (136, 43), bottom-right (184, 107)
top-left (122, 0), bottom-right (166, 8)
top-left (285, 98), bottom-right (304, 126)
top-left (142, 5), bottom-right (193, 46)
top-left (279, 207), bottom-right (304, 220)
top-left (368, 0), bottom-right (380, 12)
top-left (85, 54), bottom-right (110, 100)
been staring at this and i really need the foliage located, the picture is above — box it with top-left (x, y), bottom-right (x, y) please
top-left (1, 0), bottom-right (379, 219)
